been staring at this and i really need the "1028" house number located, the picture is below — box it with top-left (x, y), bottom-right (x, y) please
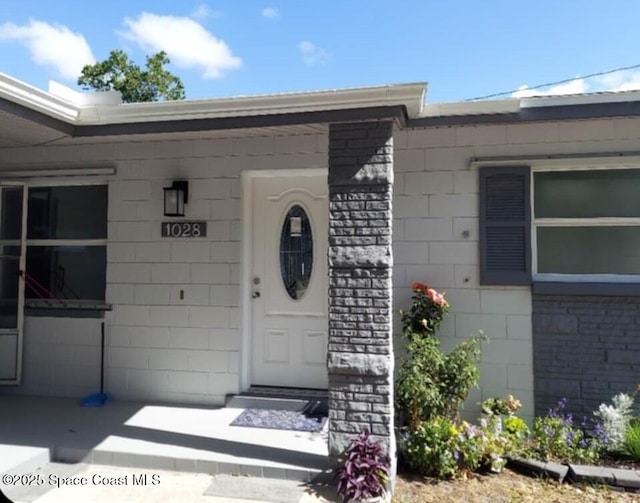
top-left (161, 221), bottom-right (207, 238)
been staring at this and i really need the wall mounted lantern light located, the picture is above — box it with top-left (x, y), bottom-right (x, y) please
top-left (163, 180), bottom-right (189, 217)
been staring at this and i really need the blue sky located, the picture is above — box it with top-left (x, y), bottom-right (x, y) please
top-left (2, 1), bottom-right (640, 103)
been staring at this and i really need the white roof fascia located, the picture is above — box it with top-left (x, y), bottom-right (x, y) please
top-left (419, 99), bottom-right (521, 118)
top-left (0, 73), bottom-right (79, 122)
top-left (419, 89), bottom-right (640, 119)
top-left (81, 83), bottom-right (427, 124)
top-left (0, 73), bottom-right (426, 125)
top-left (521, 90), bottom-right (640, 108)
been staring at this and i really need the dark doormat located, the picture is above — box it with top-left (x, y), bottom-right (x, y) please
top-left (230, 402), bottom-right (328, 432)
top-left (301, 399), bottom-right (328, 418)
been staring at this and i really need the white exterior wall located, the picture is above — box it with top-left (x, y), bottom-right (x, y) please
top-left (3, 115), bottom-right (640, 415)
top-left (0, 132), bottom-right (327, 405)
top-left (392, 116), bottom-right (640, 423)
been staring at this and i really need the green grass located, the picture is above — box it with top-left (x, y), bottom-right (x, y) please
top-left (622, 418), bottom-right (640, 460)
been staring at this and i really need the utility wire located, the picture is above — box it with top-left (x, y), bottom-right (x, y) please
top-left (468, 63), bottom-right (640, 101)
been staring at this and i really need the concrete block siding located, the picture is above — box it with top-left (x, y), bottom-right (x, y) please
top-left (393, 125), bottom-right (535, 422)
top-left (1, 132), bottom-right (326, 405)
top-left (533, 295), bottom-right (640, 417)
top-left (106, 134), bottom-right (324, 405)
top-left (393, 116), bottom-right (640, 423)
top-left (5, 317), bottom-right (103, 399)
top-left (3, 115), bottom-right (640, 419)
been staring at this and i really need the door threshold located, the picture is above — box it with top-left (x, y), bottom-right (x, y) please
top-left (243, 386), bottom-right (328, 400)
top-left (225, 386), bottom-right (328, 411)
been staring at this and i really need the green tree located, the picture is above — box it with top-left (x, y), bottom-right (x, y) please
top-left (78, 50), bottom-right (185, 103)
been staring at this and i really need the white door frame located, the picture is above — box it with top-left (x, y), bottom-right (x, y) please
top-left (0, 182), bottom-right (28, 385)
top-left (240, 168), bottom-right (328, 391)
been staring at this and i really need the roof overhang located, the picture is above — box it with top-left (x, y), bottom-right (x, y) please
top-left (76, 83), bottom-right (426, 125)
top-left (0, 73), bottom-right (426, 142)
top-left (6, 68), bottom-right (640, 143)
top-left (412, 90), bottom-right (640, 127)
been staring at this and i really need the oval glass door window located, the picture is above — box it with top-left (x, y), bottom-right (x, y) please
top-left (280, 205), bottom-right (313, 300)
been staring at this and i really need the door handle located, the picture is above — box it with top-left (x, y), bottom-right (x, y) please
top-left (252, 291), bottom-right (261, 299)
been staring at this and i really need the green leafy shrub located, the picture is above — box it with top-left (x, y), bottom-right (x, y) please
top-left (531, 398), bottom-right (603, 463)
top-left (458, 420), bottom-right (509, 473)
top-left (396, 280), bottom-right (508, 480)
top-left (622, 419), bottom-right (640, 460)
top-left (396, 332), bottom-right (485, 427)
top-left (503, 415), bottom-right (529, 438)
top-left (403, 416), bottom-right (459, 479)
top-left (501, 415), bottom-right (529, 457)
top-left (396, 282), bottom-right (485, 429)
top-left (402, 416), bottom-right (513, 479)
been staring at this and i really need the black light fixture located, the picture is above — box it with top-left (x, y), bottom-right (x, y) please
top-left (163, 180), bottom-right (189, 217)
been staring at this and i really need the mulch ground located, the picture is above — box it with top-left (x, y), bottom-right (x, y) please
top-left (393, 468), bottom-right (640, 503)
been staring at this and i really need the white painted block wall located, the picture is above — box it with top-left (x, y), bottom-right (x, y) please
top-left (0, 131), bottom-right (326, 405)
top-left (392, 116), bottom-right (640, 423)
top-left (2, 115), bottom-right (640, 415)
top-left (2, 317), bottom-right (103, 398)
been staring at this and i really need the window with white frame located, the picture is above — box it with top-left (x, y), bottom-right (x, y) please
top-left (25, 184), bottom-right (107, 303)
top-left (533, 168), bottom-right (640, 281)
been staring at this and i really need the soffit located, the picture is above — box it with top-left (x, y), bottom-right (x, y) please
top-left (0, 109), bottom-right (69, 147)
top-left (53, 123), bottom-right (329, 144)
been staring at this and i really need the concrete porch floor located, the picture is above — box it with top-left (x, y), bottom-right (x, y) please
top-left (0, 395), bottom-right (329, 482)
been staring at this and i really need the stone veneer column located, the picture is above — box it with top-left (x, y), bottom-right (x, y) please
top-left (327, 120), bottom-right (395, 471)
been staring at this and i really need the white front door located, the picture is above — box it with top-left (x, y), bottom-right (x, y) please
top-left (251, 172), bottom-right (328, 389)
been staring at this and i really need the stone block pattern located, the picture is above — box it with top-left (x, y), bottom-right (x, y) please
top-left (327, 121), bottom-right (395, 464)
top-left (533, 295), bottom-right (640, 416)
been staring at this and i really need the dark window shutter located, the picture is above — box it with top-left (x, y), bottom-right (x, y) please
top-left (479, 166), bottom-right (531, 285)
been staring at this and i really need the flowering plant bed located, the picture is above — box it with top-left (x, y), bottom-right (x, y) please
top-left (394, 278), bottom-right (640, 500)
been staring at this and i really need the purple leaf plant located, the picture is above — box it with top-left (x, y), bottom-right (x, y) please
top-left (336, 430), bottom-right (390, 502)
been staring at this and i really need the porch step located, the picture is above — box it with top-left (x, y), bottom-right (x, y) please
top-left (225, 395), bottom-right (308, 411)
top-left (0, 445), bottom-right (51, 482)
top-left (52, 446), bottom-right (323, 482)
top-left (0, 395), bottom-right (328, 484)
top-left (226, 386), bottom-right (329, 418)
top-left (240, 386), bottom-right (329, 401)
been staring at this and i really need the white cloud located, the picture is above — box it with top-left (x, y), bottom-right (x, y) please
top-left (597, 71), bottom-right (640, 92)
top-left (512, 79), bottom-right (587, 98)
top-left (298, 40), bottom-right (329, 66)
top-left (121, 12), bottom-right (241, 79)
top-left (262, 7), bottom-right (279, 19)
top-left (0, 19), bottom-right (95, 80)
top-left (191, 3), bottom-right (222, 20)
top-left (512, 70), bottom-right (640, 98)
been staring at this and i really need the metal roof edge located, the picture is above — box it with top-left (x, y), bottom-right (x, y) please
top-left (0, 72), bottom-right (427, 127)
top-left (521, 89), bottom-right (640, 108)
top-left (419, 99), bottom-right (520, 118)
top-left (0, 73), bottom-right (79, 123)
top-left (414, 89), bottom-right (640, 124)
top-left (78, 82), bottom-right (427, 124)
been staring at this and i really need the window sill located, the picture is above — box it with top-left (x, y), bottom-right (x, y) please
top-left (532, 282), bottom-right (640, 296)
top-left (24, 300), bottom-right (112, 319)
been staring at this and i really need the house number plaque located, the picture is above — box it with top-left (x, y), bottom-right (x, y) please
top-left (161, 221), bottom-right (207, 238)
